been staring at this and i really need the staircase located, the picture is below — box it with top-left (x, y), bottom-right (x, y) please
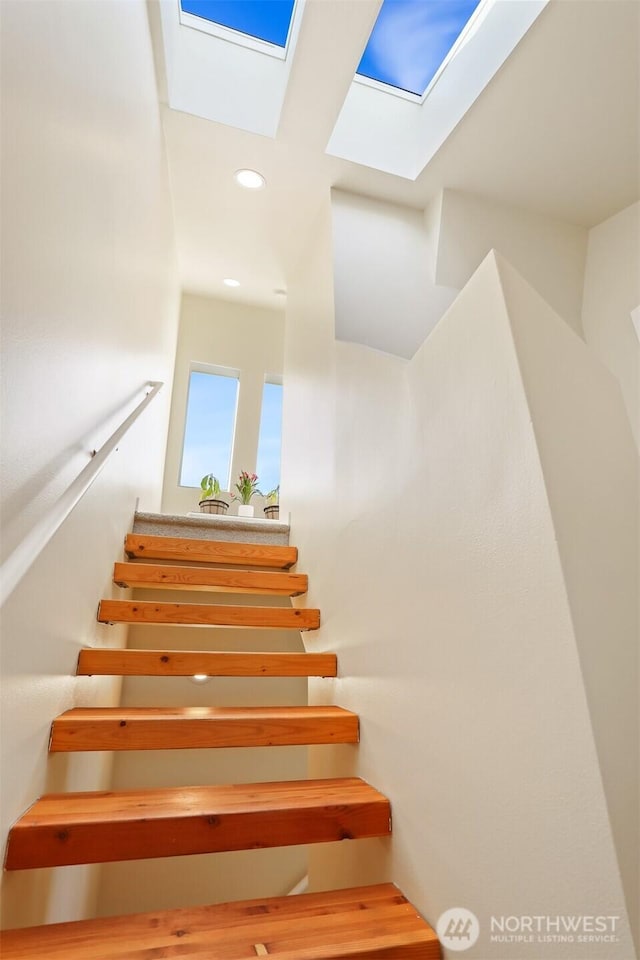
top-left (1, 531), bottom-right (440, 958)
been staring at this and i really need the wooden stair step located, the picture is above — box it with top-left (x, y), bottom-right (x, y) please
top-left (97, 599), bottom-right (320, 630)
top-left (50, 705), bottom-right (359, 752)
top-left (0, 883), bottom-right (441, 959)
top-left (77, 648), bottom-right (338, 677)
top-left (5, 777), bottom-right (391, 869)
top-left (125, 534), bottom-right (297, 569)
top-left (113, 561), bottom-right (308, 596)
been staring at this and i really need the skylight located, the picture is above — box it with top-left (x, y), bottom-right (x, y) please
top-left (180, 0), bottom-right (296, 49)
top-left (357, 0), bottom-right (483, 98)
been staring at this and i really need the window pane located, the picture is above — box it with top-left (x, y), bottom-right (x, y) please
top-left (256, 382), bottom-right (283, 495)
top-left (180, 370), bottom-right (238, 489)
top-left (357, 0), bottom-right (482, 97)
top-left (180, 0), bottom-right (295, 48)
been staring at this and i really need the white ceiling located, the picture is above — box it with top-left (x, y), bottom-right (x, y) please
top-left (154, 0), bottom-right (639, 308)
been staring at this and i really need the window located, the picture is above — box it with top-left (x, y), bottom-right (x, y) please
top-left (256, 380), bottom-right (283, 494)
top-left (356, 0), bottom-right (483, 98)
top-left (180, 0), bottom-right (296, 49)
top-left (180, 368), bottom-right (238, 489)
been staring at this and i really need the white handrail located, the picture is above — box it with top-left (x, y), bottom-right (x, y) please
top-left (0, 380), bottom-right (163, 608)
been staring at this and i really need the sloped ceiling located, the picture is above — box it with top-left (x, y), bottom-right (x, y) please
top-left (155, 0), bottom-right (639, 307)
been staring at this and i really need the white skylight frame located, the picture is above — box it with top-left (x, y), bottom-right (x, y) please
top-left (327, 0), bottom-right (549, 180)
top-left (353, 73), bottom-right (422, 104)
top-left (353, 0), bottom-right (493, 104)
top-left (159, 0), bottom-right (306, 137)
top-left (178, 0), bottom-right (302, 62)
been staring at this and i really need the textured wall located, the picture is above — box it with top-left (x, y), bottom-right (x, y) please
top-left (436, 188), bottom-right (588, 334)
top-left (281, 213), bottom-right (636, 958)
top-left (0, 0), bottom-right (179, 927)
top-left (582, 201), bottom-right (640, 451)
top-left (330, 187), bottom-right (587, 360)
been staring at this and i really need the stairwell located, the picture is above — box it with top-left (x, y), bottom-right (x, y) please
top-left (1, 520), bottom-right (440, 958)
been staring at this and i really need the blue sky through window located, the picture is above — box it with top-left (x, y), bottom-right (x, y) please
top-left (357, 0), bottom-right (482, 97)
top-left (180, 0), bottom-right (295, 47)
top-left (256, 382), bottom-right (283, 495)
top-left (180, 370), bottom-right (238, 489)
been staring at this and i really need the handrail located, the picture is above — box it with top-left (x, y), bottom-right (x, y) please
top-left (0, 381), bottom-right (164, 608)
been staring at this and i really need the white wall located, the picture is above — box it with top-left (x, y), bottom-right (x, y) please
top-left (581, 201), bottom-right (640, 450)
top-left (330, 187), bottom-right (587, 360)
top-left (331, 189), bottom-right (458, 359)
top-left (0, 0), bottom-right (179, 927)
top-left (501, 255), bottom-right (638, 947)
top-left (162, 292), bottom-right (284, 515)
top-left (436, 188), bottom-right (588, 333)
top-left (281, 213), bottom-right (636, 958)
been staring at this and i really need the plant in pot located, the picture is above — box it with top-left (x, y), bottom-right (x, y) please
top-left (232, 471), bottom-right (261, 518)
top-left (264, 485), bottom-right (279, 520)
top-left (199, 474), bottom-right (229, 515)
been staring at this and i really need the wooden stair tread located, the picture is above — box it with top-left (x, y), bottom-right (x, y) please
top-left (0, 883), bottom-right (440, 959)
top-left (125, 534), bottom-right (297, 569)
top-left (50, 705), bottom-right (359, 751)
top-left (77, 649), bottom-right (338, 677)
top-left (113, 561), bottom-right (308, 595)
top-left (97, 599), bottom-right (320, 630)
top-left (5, 777), bottom-right (391, 869)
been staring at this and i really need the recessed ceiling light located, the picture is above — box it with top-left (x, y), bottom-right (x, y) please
top-left (223, 278), bottom-right (240, 287)
top-left (191, 674), bottom-right (209, 683)
top-left (234, 168), bottom-right (266, 190)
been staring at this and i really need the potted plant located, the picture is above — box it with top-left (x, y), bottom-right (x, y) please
top-left (264, 485), bottom-right (279, 520)
top-left (232, 471), bottom-right (261, 518)
top-left (199, 474), bottom-right (229, 515)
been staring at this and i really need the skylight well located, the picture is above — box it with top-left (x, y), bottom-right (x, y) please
top-left (356, 0), bottom-right (483, 99)
top-left (328, 0), bottom-right (547, 179)
top-left (165, 0), bottom-right (304, 136)
top-left (180, 0), bottom-right (296, 53)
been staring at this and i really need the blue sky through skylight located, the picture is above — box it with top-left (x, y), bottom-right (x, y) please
top-left (357, 0), bottom-right (482, 97)
top-left (256, 382), bottom-right (283, 495)
top-left (180, 0), bottom-right (295, 48)
top-left (180, 371), bottom-right (238, 489)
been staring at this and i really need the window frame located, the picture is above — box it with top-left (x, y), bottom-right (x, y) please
top-left (354, 0), bottom-right (491, 104)
top-left (178, 0), bottom-right (300, 62)
top-left (255, 375), bottom-right (283, 495)
top-left (178, 361), bottom-right (240, 492)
